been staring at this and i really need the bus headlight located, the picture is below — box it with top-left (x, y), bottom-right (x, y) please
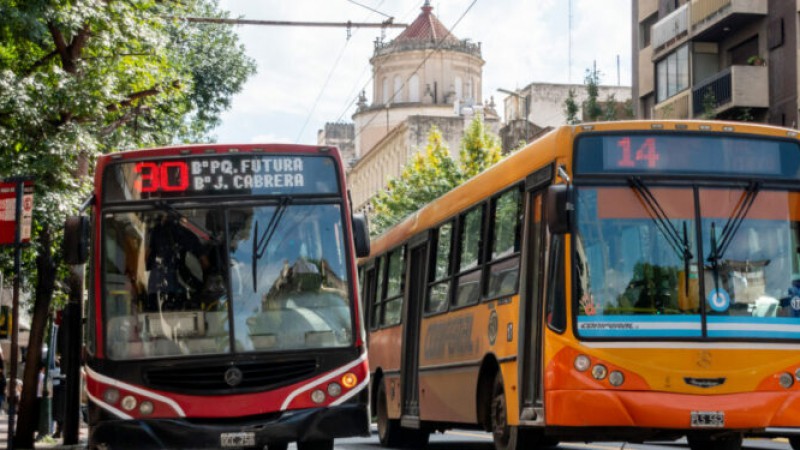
top-left (327, 382), bottom-right (342, 397)
top-left (139, 401), bottom-right (154, 415)
top-left (609, 371), bottom-right (625, 387)
top-left (574, 355), bottom-right (591, 372)
top-left (121, 395), bottom-right (137, 411)
top-left (591, 364), bottom-right (608, 380)
top-left (103, 388), bottom-right (120, 404)
top-left (311, 389), bottom-right (326, 404)
top-left (779, 372), bottom-right (794, 389)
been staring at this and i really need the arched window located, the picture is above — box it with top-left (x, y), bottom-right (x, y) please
top-left (465, 78), bottom-right (473, 101)
top-left (408, 74), bottom-right (420, 102)
top-left (382, 77), bottom-right (389, 104)
top-left (393, 76), bottom-right (403, 103)
top-left (454, 76), bottom-right (463, 101)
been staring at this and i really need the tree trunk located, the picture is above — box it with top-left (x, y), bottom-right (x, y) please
top-left (15, 225), bottom-right (56, 449)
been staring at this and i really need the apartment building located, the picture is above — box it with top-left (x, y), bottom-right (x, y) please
top-left (632, 0), bottom-right (798, 127)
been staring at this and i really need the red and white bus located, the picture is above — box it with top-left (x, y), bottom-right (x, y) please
top-left (64, 144), bottom-right (370, 450)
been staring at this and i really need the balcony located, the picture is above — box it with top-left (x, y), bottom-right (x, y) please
top-left (691, 65), bottom-right (768, 116)
top-left (654, 90), bottom-right (691, 119)
top-left (652, 3), bottom-right (689, 53)
top-left (691, 0), bottom-right (767, 41)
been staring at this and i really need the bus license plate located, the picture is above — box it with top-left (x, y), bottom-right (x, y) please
top-left (691, 411), bottom-right (725, 428)
top-left (220, 432), bottom-right (256, 447)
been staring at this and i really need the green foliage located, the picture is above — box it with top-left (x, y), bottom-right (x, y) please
top-left (369, 115), bottom-right (503, 236)
top-left (458, 112), bottom-right (502, 180)
top-left (583, 66), bottom-right (603, 122)
top-left (0, 0), bottom-right (255, 289)
top-left (370, 126), bottom-right (459, 235)
top-left (564, 88), bottom-right (579, 125)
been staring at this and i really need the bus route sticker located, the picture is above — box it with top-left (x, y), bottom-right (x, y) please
top-left (708, 288), bottom-right (731, 312)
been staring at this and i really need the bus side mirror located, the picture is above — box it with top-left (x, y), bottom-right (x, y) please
top-left (63, 215), bottom-right (90, 265)
top-left (352, 214), bottom-right (371, 258)
top-left (546, 184), bottom-right (573, 235)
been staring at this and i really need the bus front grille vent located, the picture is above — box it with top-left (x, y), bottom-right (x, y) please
top-left (144, 359), bottom-right (318, 393)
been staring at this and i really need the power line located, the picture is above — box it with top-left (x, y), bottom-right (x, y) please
top-left (347, 0), bottom-right (393, 19)
top-left (348, 0), bottom-right (479, 148)
top-left (172, 16), bottom-right (407, 28)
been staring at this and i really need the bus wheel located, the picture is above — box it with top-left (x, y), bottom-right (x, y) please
top-left (687, 433), bottom-right (742, 450)
top-left (490, 372), bottom-right (535, 450)
top-left (790, 436), bottom-right (800, 450)
top-left (297, 440), bottom-right (333, 450)
top-left (377, 381), bottom-right (403, 447)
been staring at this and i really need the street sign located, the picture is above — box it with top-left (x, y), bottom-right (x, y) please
top-left (0, 180), bottom-right (34, 246)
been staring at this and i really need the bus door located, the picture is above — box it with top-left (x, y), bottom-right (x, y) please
top-left (400, 234), bottom-right (429, 425)
top-left (519, 166), bottom-right (552, 424)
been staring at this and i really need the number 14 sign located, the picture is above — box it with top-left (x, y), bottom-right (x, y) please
top-left (616, 137), bottom-right (660, 168)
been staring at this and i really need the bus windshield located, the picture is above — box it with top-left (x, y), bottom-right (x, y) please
top-left (102, 203), bottom-right (352, 360)
top-left (574, 186), bottom-right (800, 340)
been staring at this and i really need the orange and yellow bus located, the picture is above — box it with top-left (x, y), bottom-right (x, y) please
top-left (360, 120), bottom-right (800, 450)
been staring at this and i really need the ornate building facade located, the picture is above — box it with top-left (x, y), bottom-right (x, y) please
top-left (318, 2), bottom-right (498, 212)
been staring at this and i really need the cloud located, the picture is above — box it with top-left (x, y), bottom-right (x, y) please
top-left (214, 0), bottom-right (632, 144)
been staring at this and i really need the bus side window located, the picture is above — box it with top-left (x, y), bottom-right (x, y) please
top-left (454, 205), bottom-right (485, 307)
top-left (426, 221), bottom-right (454, 314)
top-left (545, 235), bottom-right (566, 332)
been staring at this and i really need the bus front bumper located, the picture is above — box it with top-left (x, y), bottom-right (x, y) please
top-left (546, 389), bottom-right (800, 430)
top-left (88, 403), bottom-right (370, 449)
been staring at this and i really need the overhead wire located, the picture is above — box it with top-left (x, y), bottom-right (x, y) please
top-left (346, 0), bottom-right (479, 149)
top-left (333, 1), bottom-right (423, 124)
top-left (294, 0), bottom-right (389, 143)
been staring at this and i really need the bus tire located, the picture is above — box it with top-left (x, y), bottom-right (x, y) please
top-left (377, 381), bottom-right (403, 447)
top-left (790, 436), bottom-right (800, 450)
top-left (490, 372), bottom-right (537, 450)
top-left (687, 433), bottom-right (742, 450)
top-left (297, 440), bottom-right (333, 450)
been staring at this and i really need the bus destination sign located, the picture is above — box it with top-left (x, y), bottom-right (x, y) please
top-left (104, 154), bottom-right (340, 202)
top-left (575, 134), bottom-right (800, 178)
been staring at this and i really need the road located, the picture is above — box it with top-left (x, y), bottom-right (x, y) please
top-left (303, 428), bottom-right (796, 450)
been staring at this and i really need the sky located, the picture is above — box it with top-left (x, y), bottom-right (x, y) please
top-left (213, 0), bottom-right (633, 145)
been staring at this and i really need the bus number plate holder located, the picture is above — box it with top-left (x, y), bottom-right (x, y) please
top-left (221, 432), bottom-right (256, 447)
top-left (691, 411), bottom-right (724, 428)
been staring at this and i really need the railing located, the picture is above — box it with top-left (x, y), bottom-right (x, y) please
top-left (691, 0), bottom-right (731, 28)
top-left (374, 39), bottom-right (482, 57)
top-left (692, 68), bottom-right (732, 114)
top-left (652, 3), bottom-right (689, 50)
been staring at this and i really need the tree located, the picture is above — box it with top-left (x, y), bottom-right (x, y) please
top-left (564, 88), bottom-right (579, 125)
top-left (583, 66), bottom-right (603, 122)
top-left (370, 126), bottom-right (459, 235)
top-left (370, 114), bottom-right (503, 235)
top-left (458, 112), bottom-right (502, 180)
top-left (0, 1), bottom-right (255, 446)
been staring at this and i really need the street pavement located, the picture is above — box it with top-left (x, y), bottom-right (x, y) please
top-left (0, 413), bottom-right (87, 450)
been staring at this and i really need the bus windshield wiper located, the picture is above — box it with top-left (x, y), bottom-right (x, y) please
top-left (706, 181), bottom-right (761, 295)
top-left (154, 201), bottom-right (217, 242)
top-left (628, 177), bottom-right (694, 295)
top-left (251, 196), bottom-right (291, 292)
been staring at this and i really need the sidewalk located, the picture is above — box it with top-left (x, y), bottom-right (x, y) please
top-left (0, 414), bottom-right (87, 450)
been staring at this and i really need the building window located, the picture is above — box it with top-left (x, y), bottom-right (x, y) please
top-left (639, 12), bottom-right (657, 49)
top-left (409, 74), bottom-right (420, 102)
top-left (382, 77), bottom-right (389, 104)
top-left (393, 76), bottom-right (403, 103)
top-left (455, 76), bottom-right (463, 101)
top-left (656, 44), bottom-right (689, 103)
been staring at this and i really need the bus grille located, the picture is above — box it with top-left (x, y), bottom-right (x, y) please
top-left (144, 359), bottom-right (318, 393)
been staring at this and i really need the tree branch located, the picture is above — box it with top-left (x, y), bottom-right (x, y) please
top-left (24, 50), bottom-right (59, 76)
